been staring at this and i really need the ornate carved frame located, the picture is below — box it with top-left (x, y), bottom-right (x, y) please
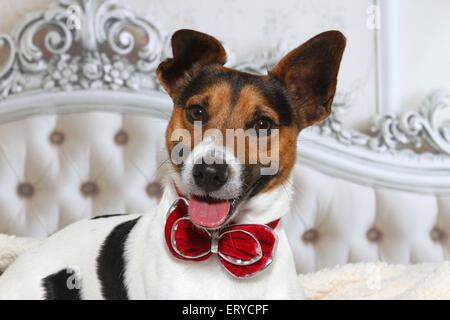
top-left (0, 0), bottom-right (449, 193)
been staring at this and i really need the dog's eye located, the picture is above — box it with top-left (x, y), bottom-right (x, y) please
top-left (253, 117), bottom-right (274, 136)
top-left (186, 104), bottom-right (208, 124)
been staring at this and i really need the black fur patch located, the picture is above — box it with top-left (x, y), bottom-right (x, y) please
top-left (178, 67), bottom-right (293, 126)
top-left (248, 172), bottom-right (277, 198)
top-left (96, 217), bottom-right (141, 300)
top-left (91, 214), bottom-right (129, 220)
top-left (42, 268), bottom-right (81, 300)
top-left (177, 65), bottom-right (225, 106)
top-left (259, 76), bottom-right (294, 126)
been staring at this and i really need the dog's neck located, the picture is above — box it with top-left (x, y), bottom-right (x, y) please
top-left (157, 162), bottom-right (293, 226)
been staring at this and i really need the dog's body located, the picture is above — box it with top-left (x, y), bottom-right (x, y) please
top-left (0, 29), bottom-right (345, 299)
top-left (0, 182), bottom-right (301, 299)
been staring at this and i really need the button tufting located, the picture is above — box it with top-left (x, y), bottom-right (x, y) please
top-left (49, 131), bottom-right (65, 145)
top-left (146, 182), bottom-right (163, 199)
top-left (114, 130), bottom-right (129, 145)
top-left (431, 227), bottom-right (446, 242)
top-left (367, 227), bottom-right (382, 243)
top-left (81, 182), bottom-right (99, 197)
top-left (17, 182), bottom-right (35, 198)
top-left (302, 229), bottom-right (319, 243)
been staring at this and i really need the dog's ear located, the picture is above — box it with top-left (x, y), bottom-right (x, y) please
top-left (157, 29), bottom-right (227, 98)
top-left (270, 31), bottom-right (346, 128)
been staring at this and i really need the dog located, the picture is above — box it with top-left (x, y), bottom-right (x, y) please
top-left (0, 29), bottom-right (345, 299)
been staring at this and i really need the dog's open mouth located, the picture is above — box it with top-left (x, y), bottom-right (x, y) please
top-left (188, 195), bottom-right (237, 229)
top-left (185, 176), bottom-right (265, 229)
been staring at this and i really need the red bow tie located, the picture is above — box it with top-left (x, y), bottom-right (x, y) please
top-left (164, 198), bottom-right (279, 278)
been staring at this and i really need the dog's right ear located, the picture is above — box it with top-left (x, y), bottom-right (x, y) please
top-left (157, 29), bottom-right (227, 99)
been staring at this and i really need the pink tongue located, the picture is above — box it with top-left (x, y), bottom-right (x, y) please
top-left (188, 196), bottom-right (231, 228)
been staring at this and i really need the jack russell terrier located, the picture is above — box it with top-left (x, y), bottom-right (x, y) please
top-left (0, 29), bottom-right (345, 299)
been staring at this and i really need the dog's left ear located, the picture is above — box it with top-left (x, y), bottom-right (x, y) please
top-left (270, 31), bottom-right (346, 129)
top-left (157, 29), bottom-right (227, 98)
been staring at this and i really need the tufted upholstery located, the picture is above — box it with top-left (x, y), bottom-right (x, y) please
top-left (0, 111), bottom-right (449, 273)
top-left (0, 112), bottom-right (167, 237)
top-left (284, 166), bottom-right (450, 273)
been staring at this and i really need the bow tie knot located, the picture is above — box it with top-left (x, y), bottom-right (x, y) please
top-left (164, 198), bottom-right (279, 278)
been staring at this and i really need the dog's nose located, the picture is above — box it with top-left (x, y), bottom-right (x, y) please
top-left (193, 161), bottom-right (230, 193)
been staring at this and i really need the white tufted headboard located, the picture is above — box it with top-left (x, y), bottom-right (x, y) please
top-left (1, 0), bottom-right (450, 274)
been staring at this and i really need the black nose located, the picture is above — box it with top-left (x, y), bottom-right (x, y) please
top-left (193, 161), bottom-right (230, 193)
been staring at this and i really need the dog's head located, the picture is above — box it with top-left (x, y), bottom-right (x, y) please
top-left (157, 29), bottom-right (345, 229)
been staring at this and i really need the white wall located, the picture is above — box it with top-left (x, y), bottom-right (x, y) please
top-left (397, 0), bottom-right (450, 110)
top-left (379, 0), bottom-right (450, 114)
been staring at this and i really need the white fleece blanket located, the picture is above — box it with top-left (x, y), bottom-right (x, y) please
top-left (300, 262), bottom-right (450, 299)
top-left (0, 234), bottom-right (43, 273)
top-left (1, 234), bottom-right (449, 299)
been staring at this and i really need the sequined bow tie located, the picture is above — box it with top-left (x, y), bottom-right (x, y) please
top-left (164, 198), bottom-right (279, 278)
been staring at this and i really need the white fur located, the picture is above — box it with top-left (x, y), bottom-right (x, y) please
top-left (0, 139), bottom-right (303, 300)
top-left (180, 135), bottom-right (242, 200)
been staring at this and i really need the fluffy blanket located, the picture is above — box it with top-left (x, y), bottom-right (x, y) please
top-left (1, 234), bottom-right (449, 299)
top-left (0, 234), bottom-right (42, 274)
top-left (300, 262), bottom-right (450, 299)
